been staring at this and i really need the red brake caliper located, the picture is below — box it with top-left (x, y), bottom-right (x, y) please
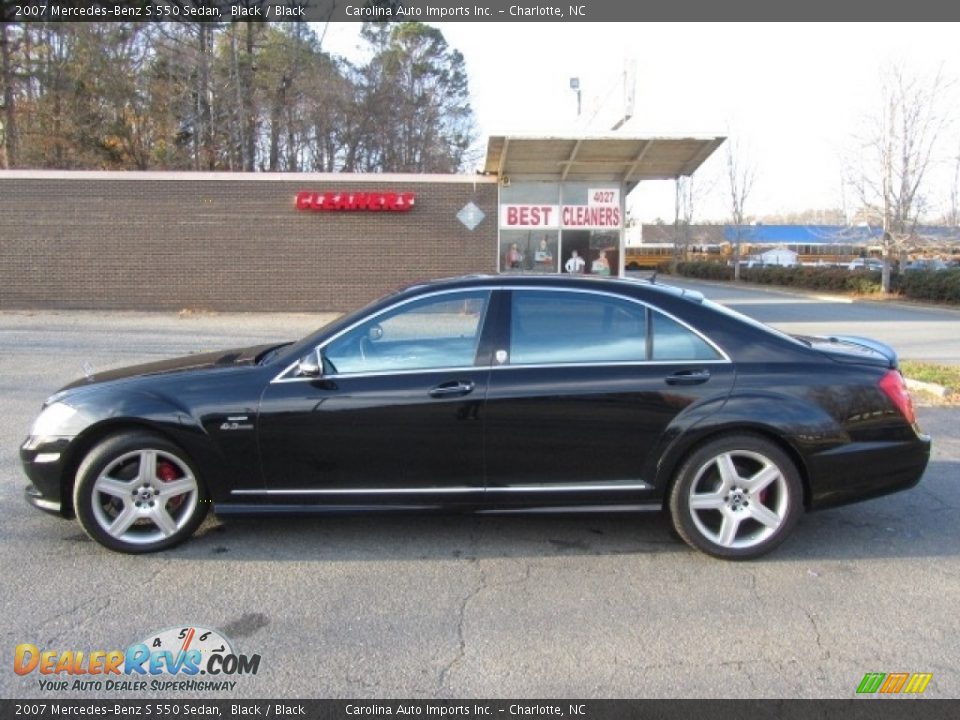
top-left (157, 460), bottom-right (185, 510)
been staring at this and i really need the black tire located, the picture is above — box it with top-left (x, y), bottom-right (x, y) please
top-left (668, 434), bottom-right (803, 560)
top-left (73, 431), bottom-right (208, 554)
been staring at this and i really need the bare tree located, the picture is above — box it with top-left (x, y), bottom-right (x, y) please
top-left (672, 177), bottom-right (686, 270)
top-left (847, 63), bottom-right (953, 291)
top-left (947, 141), bottom-right (960, 227)
top-left (355, 23), bottom-right (475, 173)
top-left (725, 138), bottom-right (755, 281)
top-left (672, 175), bottom-right (708, 269)
top-left (0, 20), bottom-right (474, 175)
top-left (1, 23), bottom-right (18, 167)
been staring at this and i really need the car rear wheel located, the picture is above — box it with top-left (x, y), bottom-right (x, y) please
top-left (73, 432), bottom-right (208, 554)
top-left (669, 434), bottom-right (803, 559)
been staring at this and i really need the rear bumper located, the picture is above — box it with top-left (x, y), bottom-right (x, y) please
top-left (806, 434), bottom-right (932, 511)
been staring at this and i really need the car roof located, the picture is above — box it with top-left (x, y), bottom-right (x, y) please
top-left (401, 273), bottom-right (707, 304)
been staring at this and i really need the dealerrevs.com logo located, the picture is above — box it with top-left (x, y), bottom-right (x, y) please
top-left (14, 626), bottom-right (261, 693)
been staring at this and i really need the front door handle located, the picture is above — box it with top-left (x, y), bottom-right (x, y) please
top-left (429, 380), bottom-right (475, 398)
top-left (665, 369), bottom-right (711, 386)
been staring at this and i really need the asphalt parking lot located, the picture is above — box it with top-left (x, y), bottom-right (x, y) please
top-left (1, 298), bottom-right (958, 700)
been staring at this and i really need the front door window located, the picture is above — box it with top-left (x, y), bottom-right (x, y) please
top-left (323, 291), bottom-right (490, 375)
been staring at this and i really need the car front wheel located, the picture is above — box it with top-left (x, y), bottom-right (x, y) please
top-left (73, 432), bottom-right (208, 553)
top-left (669, 434), bottom-right (803, 559)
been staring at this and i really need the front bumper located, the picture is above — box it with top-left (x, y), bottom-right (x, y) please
top-left (20, 436), bottom-right (72, 517)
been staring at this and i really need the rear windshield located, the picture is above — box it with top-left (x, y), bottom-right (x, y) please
top-left (702, 299), bottom-right (809, 348)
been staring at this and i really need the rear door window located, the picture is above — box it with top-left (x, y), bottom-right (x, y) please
top-left (650, 311), bottom-right (722, 361)
top-left (509, 290), bottom-right (647, 365)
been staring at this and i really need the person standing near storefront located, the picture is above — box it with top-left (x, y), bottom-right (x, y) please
top-left (565, 249), bottom-right (586, 274)
top-left (534, 236), bottom-right (554, 271)
top-left (505, 242), bottom-right (523, 270)
top-left (592, 250), bottom-right (611, 276)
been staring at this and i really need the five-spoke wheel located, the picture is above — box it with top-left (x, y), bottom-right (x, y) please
top-left (669, 434), bottom-right (803, 559)
top-left (74, 432), bottom-right (208, 553)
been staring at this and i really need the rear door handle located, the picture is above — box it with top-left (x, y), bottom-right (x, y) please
top-left (665, 369), bottom-right (711, 386)
top-left (429, 380), bottom-right (475, 398)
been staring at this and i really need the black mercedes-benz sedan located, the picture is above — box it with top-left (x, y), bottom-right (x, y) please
top-left (21, 275), bottom-right (930, 558)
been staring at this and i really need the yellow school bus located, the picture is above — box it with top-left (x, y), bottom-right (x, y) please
top-left (625, 243), bottom-right (725, 269)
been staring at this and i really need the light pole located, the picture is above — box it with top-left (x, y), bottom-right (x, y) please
top-left (569, 77), bottom-right (581, 117)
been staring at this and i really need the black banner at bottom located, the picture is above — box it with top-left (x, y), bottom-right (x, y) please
top-left (3, 700), bottom-right (959, 720)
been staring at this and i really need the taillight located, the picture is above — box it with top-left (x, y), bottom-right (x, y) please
top-left (879, 370), bottom-right (917, 425)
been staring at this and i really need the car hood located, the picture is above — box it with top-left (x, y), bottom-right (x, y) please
top-left (59, 343), bottom-right (282, 391)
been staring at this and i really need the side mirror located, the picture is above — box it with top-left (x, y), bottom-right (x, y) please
top-left (297, 348), bottom-right (322, 377)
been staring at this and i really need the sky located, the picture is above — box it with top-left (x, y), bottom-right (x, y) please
top-left (321, 22), bottom-right (960, 224)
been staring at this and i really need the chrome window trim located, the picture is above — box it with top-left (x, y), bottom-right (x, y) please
top-left (231, 481), bottom-right (652, 496)
top-left (272, 364), bottom-right (484, 383)
top-left (489, 359), bottom-right (730, 372)
top-left (273, 358), bottom-right (729, 384)
top-left (271, 284), bottom-right (730, 384)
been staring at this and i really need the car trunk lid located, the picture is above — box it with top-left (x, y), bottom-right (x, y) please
top-left (795, 334), bottom-right (898, 369)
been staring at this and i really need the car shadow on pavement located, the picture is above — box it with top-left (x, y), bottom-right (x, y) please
top-left (762, 458), bottom-right (959, 563)
top-left (184, 510), bottom-right (686, 562)
top-left (110, 457), bottom-right (956, 564)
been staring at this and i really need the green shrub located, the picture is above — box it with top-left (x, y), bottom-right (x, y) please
top-left (674, 261), bottom-right (733, 281)
top-left (901, 269), bottom-right (960, 303)
top-left (671, 262), bottom-right (895, 295)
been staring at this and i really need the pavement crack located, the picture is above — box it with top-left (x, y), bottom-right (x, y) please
top-left (437, 561), bottom-right (486, 695)
top-left (799, 606), bottom-right (830, 661)
top-left (745, 567), bottom-right (761, 603)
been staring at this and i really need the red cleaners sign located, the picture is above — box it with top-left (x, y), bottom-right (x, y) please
top-left (295, 191), bottom-right (416, 212)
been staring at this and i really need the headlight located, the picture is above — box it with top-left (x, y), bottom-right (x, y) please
top-left (29, 402), bottom-right (84, 438)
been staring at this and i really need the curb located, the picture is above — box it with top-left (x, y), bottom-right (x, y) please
top-left (905, 377), bottom-right (954, 398)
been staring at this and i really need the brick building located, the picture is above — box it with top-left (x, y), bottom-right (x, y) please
top-left (0, 135), bottom-right (723, 312)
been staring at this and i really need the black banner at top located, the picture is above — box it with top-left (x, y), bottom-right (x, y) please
top-left (2, 0), bottom-right (960, 22)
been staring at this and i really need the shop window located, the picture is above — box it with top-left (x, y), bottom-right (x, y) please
top-left (500, 230), bottom-right (559, 273)
top-left (561, 230), bottom-right (619, 275)
top-left (498, 181), bottom-right (622, 275)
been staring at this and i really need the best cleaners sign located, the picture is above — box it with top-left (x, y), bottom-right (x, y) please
top-left (499, 188), bottom-right (621, 229)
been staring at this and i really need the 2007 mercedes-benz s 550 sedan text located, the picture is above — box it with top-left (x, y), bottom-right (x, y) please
top-left (21, 275), bottom-right (931, 559)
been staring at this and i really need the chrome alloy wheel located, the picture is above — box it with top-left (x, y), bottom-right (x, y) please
top-left (687, 450), bottom-right (790, 550)
top-left (90, 449), bottom-right (199, 545)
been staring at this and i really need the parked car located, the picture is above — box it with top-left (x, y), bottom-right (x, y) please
top-left (903, 259), bottom-right (948, 272)
top-left (847, 258), bottom-right (884, 272)
top-left (21, 275), bottom-right (930, 559)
